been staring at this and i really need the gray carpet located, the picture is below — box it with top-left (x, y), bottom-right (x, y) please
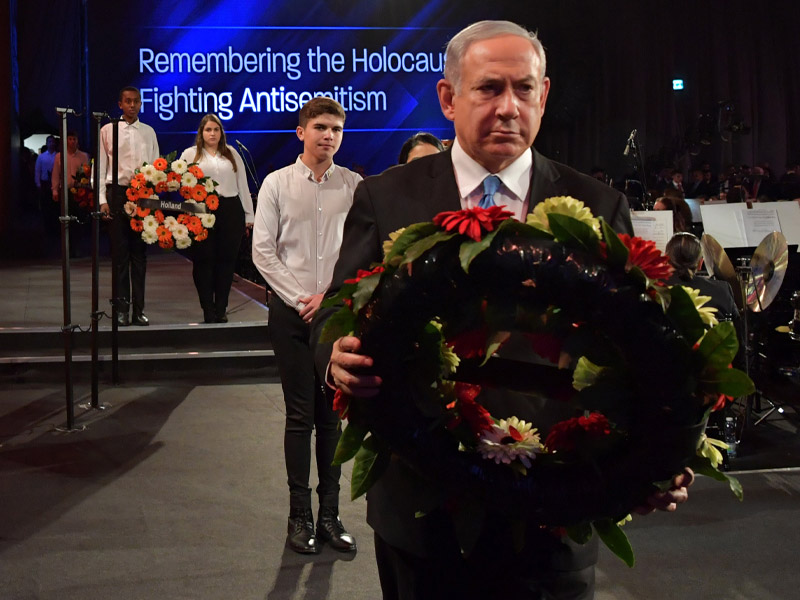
top-left (2, 379), bottom-right (799, 599)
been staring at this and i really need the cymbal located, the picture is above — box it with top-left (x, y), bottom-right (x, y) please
top-left (746, 231), bottom-right (788, 312)
top-left (700, 234), bottom-right (744, 310)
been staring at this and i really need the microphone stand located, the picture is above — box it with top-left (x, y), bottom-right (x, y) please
top-left (235, 140), bottom-right (261, 194)
top-left (624, 130), bottom-right (652, 209)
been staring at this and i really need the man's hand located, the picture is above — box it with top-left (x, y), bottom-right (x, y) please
top-left (298, 293), bottom-right (324, 322)
top-left (330, 335), bottom-right (382, 397)
top-left (634, 468), bottom-right (695, 515)
top-left (99, 204), bottom-right (111, 218)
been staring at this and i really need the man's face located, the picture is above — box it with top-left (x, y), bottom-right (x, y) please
top-left (437, 35), bottom-right (550, 173)
top-left (296, 114), bottom-right (344, 163)
top-left (118, 91), bottom-right (142, 122)
top-left (46, 136), bottom-right (56, 152)
top-left (66, 135), bottom-right (78, 153)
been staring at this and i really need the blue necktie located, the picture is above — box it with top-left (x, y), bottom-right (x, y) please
top-left (479, 175), bottom-right (501, 209)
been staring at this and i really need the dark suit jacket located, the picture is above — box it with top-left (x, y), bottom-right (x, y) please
top-left (312, 147), bottom-right (633, 560)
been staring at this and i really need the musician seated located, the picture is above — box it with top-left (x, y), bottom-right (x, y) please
top-left (665, 232), bottom-right (743, 364)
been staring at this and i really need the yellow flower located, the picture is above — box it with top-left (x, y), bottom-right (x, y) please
top-left (382, 227), bottom-right (406, 257)
top-left (617, 514), bottom-right (633, 527)
top-left (698, 434), bottom-right (728, 468)
top-left (572, 356), bottom-right (605, 391)
top-left (526, 196), bottom-right (601, 238)
top-left (430, 320), bottom-right (460, 375)
top-left (680, 286), bottom-right (719, 327)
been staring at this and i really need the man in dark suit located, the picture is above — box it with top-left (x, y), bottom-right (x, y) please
top-left (314, 20), bottom-right (692, 600)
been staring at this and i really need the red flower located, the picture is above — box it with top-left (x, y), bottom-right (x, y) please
top-left (155, 181), bottom-right (168, 194)
top-left (195, 229), bottom-right (209, 242)
top-left (136, 206), bottom-right (150, 218)
top-left (191, 185), bottom-right (207, 202)
top-left (205, 194), bottom-right (219, 210)
top-left (433, 205), bottom-right (514, 242)
top-left (545, 412), bottom-right (611, 452)
top-left (154, 210), bottom-right (165, 224)
top-left (617, 234), bottom-right (674, 281)
top-left (153, 157), bottom-right (168, 171)
top-left (188, 164), bottom-right (204, 178)
top-left (333, 389), bottom-right (350, 419)
top-left (448, 382), bottom-right (494, 434)
top-left (130, 219), bottom-right (143, 232)
top-left (446, 326), bottom-right (488, 359)
top-left (524, 332), bottom-right (562, 364)
top-left (167, 171), bottom-right (182, 183)
top-left (344, 265), bottom-right (385, 285)
top-left (126, 188), bottom-right (138, 202)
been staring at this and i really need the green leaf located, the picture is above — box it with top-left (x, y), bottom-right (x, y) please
top-left (163, 150), bottom-right (177, 162)
top-left (666, 285), bottom-right (706, 344)
top-left (699, 367), bottom-right (755, 398)
top-left (479, 331), bottom-right (511, 366)
top-left (319, 307), bottom-right (356, 343)
top-left (688, 455), bottom-right (744, 500)
top-left (350, 439), bottom-right (391, 500)
top-left (460, 228), bottom-right (501, 272)
top-left (697, 322), bottom-right (739, 370)
top-left (601, 219), bottom-right (629, 268)
top-left (401, 231), bottom-right (457, 265)
top-left (566, 522), bottom-right (594, 545)
top-left (384, 222), bottom-right (440, 262)
top-left (547, 213), bottom-right (600, 253)
top-left (594, 519), bottom-right (635, 567)
top-left (498, 218), bottom-right (554, 239)
top-left (352, 272), bottom-right (383, 312)
top-left (333, 422), bottom-right (368, 466)
top-left (321, 283), bottom-right (358, 309)
top-left (450, 496), bottom-right (487, 556)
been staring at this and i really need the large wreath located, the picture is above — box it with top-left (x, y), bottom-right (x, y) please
top-left (322, 197), bottom-right (752, 565)
top-left (124, 151), bottom-right (219, 250)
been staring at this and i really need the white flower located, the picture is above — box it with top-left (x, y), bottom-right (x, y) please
top-left (140, 164), bottom-right (158, 181)
top-left (175, 236), bottom-right (191, 250)
top-left (151, 170), bottom-right (167, 184)
top-left (204, 178), bottom-right (216, 193)
top-left (477, 416), bottom-right (544, 468)
top-left (123, 201), bottom-right (137, 216)
top-left (166, 180), bottom-right (181, 192)
top-left (181, 172), bottom-right (198, 188)
top-left (201, 213), bottom-right (216, 228)
top-left (142, 215), bottom-right (159, 232)
top-left (141, 229), bottom-right (158, 245)
top-left (170, 223), bottom-right (189, 239)
top-left (170, 159), bottom-right (188, 174)
top-left (163, 216), bottom-right (178, 229)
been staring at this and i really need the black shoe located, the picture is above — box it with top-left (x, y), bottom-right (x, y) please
top-left (131, 312), bottom-right (149, 326)
top-left (116, 311), bottom-right (130, 327)
top-left (316, 506), bottom-right (357, 552)
top-left (215, 313), bottom-right (228, 323)
top-left (203, 307), bottom-right (215, 323)
top-left (287, 508), bottom-right (320, 554)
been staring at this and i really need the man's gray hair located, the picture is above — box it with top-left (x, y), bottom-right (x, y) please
top-left (443, 20), bottom-right (547, 92)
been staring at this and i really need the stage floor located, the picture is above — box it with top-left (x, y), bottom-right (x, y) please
top-left (0, 251), bottom-right (268, 329)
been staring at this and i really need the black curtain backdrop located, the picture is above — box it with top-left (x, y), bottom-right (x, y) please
top-left (9, 0), bottom-right (800, 195)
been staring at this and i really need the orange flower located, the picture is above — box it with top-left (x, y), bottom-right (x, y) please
top-left (82, 164), bottom-right (91, 175)
top-left (191, 185), bottom-right (207, 202)
top-left (158, 236), bottom-right (175, 249)
top-left (188, 164), bottom-right (204, 178)
top-left (130, 219), bottom-right (143, 232)
top-left (156, 225), bottom-right (172, 241)
top-left (179, 186), bottom-right (192, 199)
top-left (177, 214), bottom-right (189, 224)
top-left (131, 173), bottom-right (146, 187)
top-left (167, 171), bottom-right (182, 182)
top-left (153, 157), bottom-right (168, 171)
top-left (188, 216), bottom-right (203, 235)
top-left (155, 210), bottom-right (165, 224)
top-left (137, 186), bottom-right (154, 199)
top-left (155, 181), bottom-right (168, 194)
top-left (205, 194), bottom-right (219, 210)
top-left (136, 207), bottom-right (151, 218)
top-left (126, 188), bottom-right (138, 201)
top-left (195, 229), bottom-right (209, 242)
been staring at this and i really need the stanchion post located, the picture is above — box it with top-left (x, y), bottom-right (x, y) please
top-left (90, 112), bottom-right (106, 408)
top-left (56, 107), bottom-right (78, 429)
top-left (110, 118), bottom-right (120, 384)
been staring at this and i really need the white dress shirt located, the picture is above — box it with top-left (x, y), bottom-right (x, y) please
top-left (450, 137), bottom-right (533, 220)
top-left (252, 157), bottom-right (362, 311)
top-left (179, 146), bottom-right (254, 222)
top-left (98, 119), bottom-right (159, 205)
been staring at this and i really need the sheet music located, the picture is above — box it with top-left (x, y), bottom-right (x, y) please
top-left (737, 209), bottom-right (781, 246)
top-left (630, 211), bottom-right (674, 252)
